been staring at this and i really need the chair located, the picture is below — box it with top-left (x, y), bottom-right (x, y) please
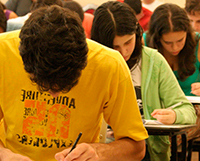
top-left (187, 137), bottom-right (200, 161)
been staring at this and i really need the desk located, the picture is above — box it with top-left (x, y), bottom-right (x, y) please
top-left (145, 124), bottom-right (197, 161)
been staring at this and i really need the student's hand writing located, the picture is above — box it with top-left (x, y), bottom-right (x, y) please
top-left (55, 143), bottom-right (99, 161)
top-left (191, 82), bottom-right (200, 96)
top-left (151, 109), bottom-right (176, 125)
top-left (0, 148), bottom-right (33, 161)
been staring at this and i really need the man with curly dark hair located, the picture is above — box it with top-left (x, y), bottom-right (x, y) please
top-left (0, 5), bottom-right (148, 161)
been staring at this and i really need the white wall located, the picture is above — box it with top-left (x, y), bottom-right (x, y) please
top-left (77, 0), bottom-right (185, 8)
top-left (1, 0), bottom-right (7, 4)
top-left (162, 0), bottom-right (185, 8)
top-left (1, 0), bottom-right (185, 8)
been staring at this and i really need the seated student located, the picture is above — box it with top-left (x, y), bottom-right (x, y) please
top-left (124, 0), bottom-right (152, 31)
top-left (0, 2), bottom-right (18, 20)
top-left (144, 2), bottom-right (200, 144)
top-left (6, 0), bottom-right (63, 32)
top-left (5, 0), bottom-right (34, 16)
top-left (91, 1), bottom-right (197, 161)
top-left (0, 4), bottom-right (6, 33)
top-left (62, 1), bottom-right (94, 38)
top-left (144, 3), bottom-right (200, 97)
top-left (185, 0), bottom-right (200, 37)
top-left (0, 5), bottom-right (148, 161)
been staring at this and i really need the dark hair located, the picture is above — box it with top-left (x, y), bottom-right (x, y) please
top-left (19, 5), bottom-right (88, 93)
top-left (146, 3), bottom-right (196, 80)
top-left (63, 1), bottom-right (84, 22)
top-left (0, 2), bottom-right (6, 10)
top-left (30, 0), bottom-right (63, 12)
top-left (91, 1), bottom-right (143, 69)
top-left (124, 0), bottom-right (142, 15)
top-left (0, 3), bottom-right (6, 32)
top-left (185, 0), bottom-right (200, 15)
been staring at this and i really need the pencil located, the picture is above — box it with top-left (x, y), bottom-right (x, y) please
top-left (167, 101), bottom-right (183, 109)
top-left (69, 132), bottom-right (82, 153)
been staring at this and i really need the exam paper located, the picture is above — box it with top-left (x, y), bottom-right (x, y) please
top-left (143, 119), bottom-right (163, 125)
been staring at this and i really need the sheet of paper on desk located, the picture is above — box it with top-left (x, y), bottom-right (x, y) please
top-left (143, 119), bottom-right (163, 125)
top-left (186, 96), bottom-right (200, 104)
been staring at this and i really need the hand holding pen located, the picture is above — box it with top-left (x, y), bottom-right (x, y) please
top-left (69, 132), bottom-right (82, 153)
top-left (151, 102), bottom-right (183, 125)
top-left (55, 132), bottom-right (99, 161)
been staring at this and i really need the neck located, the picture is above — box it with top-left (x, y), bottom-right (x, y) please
top-left (142, 0), bottom-right (155, 4)
top-left (162, 50), bottom-right (179, 71)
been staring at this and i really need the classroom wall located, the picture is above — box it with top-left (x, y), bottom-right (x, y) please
top-left (1, 0), bottom-right (185, 8)
top-left (77, 0), bottom-right (185, 8)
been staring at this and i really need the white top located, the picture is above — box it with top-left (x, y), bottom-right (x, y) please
top-left (6, 13), bottom-right (31, 31)
top-left (142, 0), bottom-right (164, 12)
top-left (130, 59), bottom-right (142, 86)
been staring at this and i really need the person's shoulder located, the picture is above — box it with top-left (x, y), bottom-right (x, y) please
top-left (87, 39), bottom-right (122, 59)
top-left (0, 30), bottom-right (20, 42)
top-left (86, 39), bottom-right (128, 70)
top-left (142, 46), bottom-right (166, 62)
top-left (142, 7), bottom-right (152, 16)
top-left (142, 46), bottom-right (158, 55)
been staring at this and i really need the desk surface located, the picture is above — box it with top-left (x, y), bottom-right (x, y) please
top-left (145, 124), bottom-right (197, 132)
top-left (186, 96), bottom-right (200, 104)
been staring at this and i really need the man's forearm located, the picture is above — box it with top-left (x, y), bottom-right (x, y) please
top-left (91, 138), bottom-right (146, 161)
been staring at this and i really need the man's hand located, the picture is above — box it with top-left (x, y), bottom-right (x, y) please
top-left (55, 143), bottom-right (99, 161)
top-left (151, 109), bottom-right (176, 125)
top-left (0, 148), bottom-right (32, 161)
top-left (191, 82), bottom-right (200, 96)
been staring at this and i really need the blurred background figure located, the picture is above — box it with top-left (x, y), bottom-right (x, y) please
top-left (185, 0), bottom-right (200, 33)
top-left (6, 0), bottom-right (63, 32)
top-left (142, 0), bottom-right (163, 12)
top-left (124, 0), bottom-right (152, 31)
top-left (63, 0), bottom-right (94, 38)
top-left (0, 2), bottom-right (18, 20)
top-left (5, 0), bottom-right (35, 16)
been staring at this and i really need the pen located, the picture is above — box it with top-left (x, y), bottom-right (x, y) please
top-left (69, 132), bottom-right (82, 153)
top-left (167, 101), bottom-right (183, 109)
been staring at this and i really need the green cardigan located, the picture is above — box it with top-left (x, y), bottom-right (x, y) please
top-left (141, 46), bottom-right (197, 161)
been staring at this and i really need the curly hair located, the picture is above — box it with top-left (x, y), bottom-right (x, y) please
top-left (30, 0), bottom-right (63, 12)
top-left (146, 3), bottom-right (196, 80)
top-left (19, 5), bottom-right (88, 93)
top-left (91, 1), bottom-right (143, 69)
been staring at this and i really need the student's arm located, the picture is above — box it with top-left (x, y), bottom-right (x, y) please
top-left (55, 138), bottom-right (146, 161)
top-left (190, 39), bottom-right (200, 95)
top-left (150, 52), bottom-right (197, 125)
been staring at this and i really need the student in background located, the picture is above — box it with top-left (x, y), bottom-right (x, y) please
top-left (0, 3), bottom-right (6, 33)
top-left (6, 0), bottom-right (63, 32)
top-left (124, 0), bottom-right (152, 31)
top-left (144, 3), bottom-right (200, 96)
top-left (5, 0), bottom-right (35, 16)
top-left (144, 3), bottom-right (200, 144)
top-left (0, 2), bottom-right (18, 20)
top-left (185, 0), bottom-right (200, 34)
top-left (0, 5), bottom-right (148, 161)
top-left (62, 1), bottom-right (94, 38)
top-left (142, 0), bottom-right (163, 12)
top-left (91, 1), bottom-right (196, 160)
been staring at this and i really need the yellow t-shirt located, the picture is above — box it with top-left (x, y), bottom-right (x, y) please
top-left (0, 30), bottom-right (148, 161)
